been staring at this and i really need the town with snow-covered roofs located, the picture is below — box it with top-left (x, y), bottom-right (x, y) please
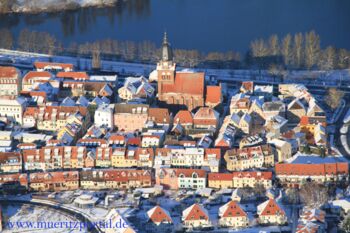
top-left (0, 32), bottom-right (349, 233)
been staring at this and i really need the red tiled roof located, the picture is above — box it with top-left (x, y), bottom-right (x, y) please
top-left (23, 71), bottom-right (51, 83)
top-left (175, 168), bottom-right (206, 178)
top-left (208, 173), bottom-right (233, 181)
top-left (134, 148), bottom-right (154, 161)
top-left (161, 72), bottom-right (205, 95)
top-left (241, 81), bottom-right (254, 92)
top-left (232, 171), bottom-right (272, 180)
top-left (194, 107), bottom-right (218, 120)
top-left (206, 86), bottom-right (221, 104)
top-left (148, 108), bottom-right (170, 124)
top-left (20, 91), bottom-right (47, 98)
top-left (0, 173), bottom-right (28, 186)
top-left (34, 62), bottom-right (73, 70)
top-left (39, 106), bottom-right (88, 120)
top-left (127, 137), bottom-right (141, 146)
top-left (259, 199), bottom-right (285, 216)
top-left (147, 206), bottom-right (172, 224)
top-left (30, 171), bottom-right (79, 183)
top-left (184, 204), bottom-right (208, 221)
top-left (225, 145), bottom-right (267, 161)
top-left (108, 134), bottom-right (126, 144)
top-left (204, 148), bottom-right (221, 160)
top-left (221, 201), bottom-right (247, 218)
top-left (22, 146), bottom-right (87, 162)
top-left (174, 110), bottom-right (193, 125)
top-left (299, 116), bottom-right (327, 127)
top-left (275, 163), bottom-right (349, 176)
top-left (0, 66), bottom-right (18, 78)
top-left (95, 147), bottom-right (112, 160)
top-left (0, 152), bottom-right (21, 164)
top-left (80, 169), bottom-right (152, 182)
top-left (155, 148), bottom-right (171, 157)
top-left (57, 72), bottom-right (89, 80)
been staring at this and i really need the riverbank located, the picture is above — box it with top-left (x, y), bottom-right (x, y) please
top-left (0, 0), bottom-right (118, 14)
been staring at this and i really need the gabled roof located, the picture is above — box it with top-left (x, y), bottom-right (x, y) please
top-left (240, 113), bottom-right (252, 124)
top-left (148, 108), bottom-right (170, 124)
top-left (241, 81), bottom-right (254, 93)
top-left (115, 103), bottom-right (149, 114)
top-left (208, 173), bottom-right (233, 181)
top-left (0, 152), bottom-right (21, 164)
top-left (0, 66), bottom-right (19, 78)
top-left (296, 222), bottom-right (320, 233)
top-left (175, 168), bottom-right (206, 178)
top-left (174, 110), bottom-right (193, 125)
top-left (219, 201), bottom-right (247, 218)
top-left (57, 72), bottom-right (89, 80)
top-left (194, 107), bottom-right (219, 120)
top-left (182, 204), bottom-right (209, 221)
top-left (288, 98), bottom-right (306, 111)
top-left (300, 208), bottom-right (325, 223)
top-left (76, 96), bottom-right (89, 107)
top-left (23, 71), bottom-right (52, 83)
top-left (34, 62), bottom-right (73, 70)
top-left (30, 171), bottom-right (79, 183)
top-left (99, 83), bottom-right (113, 97)
top-left (206, 85), bottom-right (221, 104)
top-left (61, 97), bottom-right (76, 107)
top-left (162, 72), bottom-right (205, 95)
top-left (147, 205), bottom-right (173, 225)
top-left (258, 199), bottom-right (285, 216)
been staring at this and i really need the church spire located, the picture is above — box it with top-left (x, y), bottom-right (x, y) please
top-left (163, 31), bottom-right (168, 44)
top-left (161, 31), bottom-right (173, 62)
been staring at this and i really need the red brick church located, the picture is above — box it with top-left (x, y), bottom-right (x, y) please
top-left (157, 33), bottom-right (220, 111)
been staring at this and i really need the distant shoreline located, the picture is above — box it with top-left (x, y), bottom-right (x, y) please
top-left (0, 0), bottom-right (118, 14)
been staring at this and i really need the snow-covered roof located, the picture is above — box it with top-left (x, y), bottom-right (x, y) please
top-left (254, 85), bottom-right (273, 94)
top-left (61, 97), bottom-right (76, 107)
top-left (286, 152), bottom-right (347, 164)
top-left (90, 75), bottom-right (117, 82)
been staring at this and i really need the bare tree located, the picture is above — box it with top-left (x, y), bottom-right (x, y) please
top-left (341, 216), bottom-right (350, 233)
top-left (300, 182), bottom-right (328, 208)
top-left (45, 33), bottom-right (56, 55)
top-left (319, 46), bottom-right (336, 70)
top-left (92, 43), bottom-right (101, 70)
top-left (253, 183), bottom-right (266, 198)
top-left (250, 39), bottom-right (269, 57)
top-left (284, 188), bottom-right (300, 204)
top-left (337, 49), bottom-right (350, 69)
top-left (0, 29), bottom-right (13, 49)
top-left (268, 34), bottom-right (280, 56)
top-left (281, 34), bottom-right (292, 67)
top-left (325, 88), bottom-right (344, 110)
top-left (305, 31), bottom-right (321, 69)
top-left (292, 33), bottom-right (304, 69)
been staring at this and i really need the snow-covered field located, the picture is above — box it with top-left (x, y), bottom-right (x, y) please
top-left (1, 204), bottom-right (82, 233)
top-left (2, 0), bottom-right (117, 13)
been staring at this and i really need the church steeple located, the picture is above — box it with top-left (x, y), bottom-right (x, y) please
top-left (161, 32), bottom-right (173, 62)
top-left (157, 32), bottom-right (176, 98)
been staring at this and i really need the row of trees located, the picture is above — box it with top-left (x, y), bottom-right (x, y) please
top-left (0, 28), bottom-right (349, 70)
top-left (1, 28), bottom-right (240, 68)
top-left (249, 31), bottom-right (350, 70)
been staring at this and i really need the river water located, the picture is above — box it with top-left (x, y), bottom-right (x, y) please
top-left (0, 0), bottom-right (349, 53)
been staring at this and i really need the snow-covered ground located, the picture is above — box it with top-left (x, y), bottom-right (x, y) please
top-left (1, 49), bottom-right (350, 88)
top-left (1, 204), bottom-right (82, 233)
top-left (2, 0), bottom-right (117, 13)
